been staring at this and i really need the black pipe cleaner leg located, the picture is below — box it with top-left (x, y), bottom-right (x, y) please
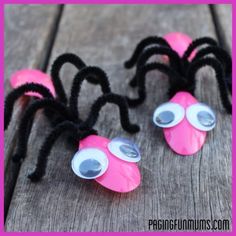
top-left (136, 46), bottom-right (182, 73)
top-left (182, 37), bottom-right (218, 61)
top-left (124, 36), bottom-right (171, 69)
top-left (192, 46), bottom-right (232, 94)
top-left (12, 99), bottom-right (72, 163)
top-left (187, 57), bottom-right (232, 114)
top-left (4, 83), bottom-right (53, 130)
top-left (125, 62), bottom-right (182, 107)
top-left (69, 66), bottom-right (111, 121)
top-left (51, 53), bottom-right (92, 105)
top-left (82, 93), bottom-right (140, 133)
top-left (130, 46), bottom-right (182, 87)
top-left (28, 121), bottom-right (77, 182)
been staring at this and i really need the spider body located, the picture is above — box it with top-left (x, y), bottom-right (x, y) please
top-left (124, 36), bottom-right (232, 155)
top-left (5, 53), bottom-right (141, 193)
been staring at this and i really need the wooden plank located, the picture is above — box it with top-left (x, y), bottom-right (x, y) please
top-left (5, 5), bottom-right (231, 231)
top-left (4, 5), bottom-right (60, 219)
top-left (212, 4), bottom-right (232, 51)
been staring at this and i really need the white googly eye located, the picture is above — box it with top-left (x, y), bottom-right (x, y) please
top-left (71, 148), bottom-right (109, 179)
top-left (153, 102), bottom-right (185, 128)
top-left (186, 103), bottom-right (216, 131)
top-left (107, 137), bottom-right (141, 163)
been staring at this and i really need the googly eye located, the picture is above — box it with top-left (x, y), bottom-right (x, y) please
top-left (186, 103), bottom-right (216, 131)
top-left (153, 102), bottom-right (185, 128)
top-left (71, 148), bottom-right (109, 179)
top-left (107, 137), bottom-right (141, 163)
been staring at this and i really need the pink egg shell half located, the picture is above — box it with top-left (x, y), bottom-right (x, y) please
top-left (163, 32), bottom-right (196, 61)
top-left (10, 69), bottom-right (56, 98)
top-left (163, 92), bottom-right (206, 156)
top-left (79, 135), bottom-right (141, 193)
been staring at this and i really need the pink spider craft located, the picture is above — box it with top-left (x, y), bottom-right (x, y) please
top-left (5, 53), bottom-right (141, 193)
top-left (123, 36), bottom-right (232, 155)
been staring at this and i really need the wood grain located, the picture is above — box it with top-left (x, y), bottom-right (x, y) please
top-left (5, 5), bottom-right (232, 231)
top-left (4, 4), bottom-right (60, 219)
top-left (212, 4), bottom-right (232, 51)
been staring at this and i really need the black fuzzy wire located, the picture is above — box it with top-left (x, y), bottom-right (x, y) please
top-left (124, 36), bottom-right (171, 69)
top-left (187, 57), bottom-right (232, 114)
top-left (69, 66), bottom-right (111, 121)
top-left (182, 37), bottom-right (218, 61)
top-left (129, 46), bottom-right (182, 87)
top-left (27, 121), bottom-right (78, 182)
top-left (4, 83), bottom-right (53, 131)
top-left (193, 46), bottom-right (231, 75)
top-left (192, 46), bottom-right (232, 94)
top-left (125, 62), bottom-right (185, 107)
top-left (12, 99), bottom-right (73, 163)
top-left (50, 53), bottom-right (88, 105)
top-left (82, 93), bottom-right (140, 133)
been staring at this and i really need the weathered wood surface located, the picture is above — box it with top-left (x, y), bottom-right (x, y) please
top-left (4, 5), bottom-right (60, 219)
top-left (212, 4), bottom-right (232, 51)
top-left (4, 5), bottom-right (232, 232)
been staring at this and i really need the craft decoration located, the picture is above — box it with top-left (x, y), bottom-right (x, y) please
top-left (4, 53), bottom-right (141, 193)
top-left (123, 33), bottom-right (232, 155)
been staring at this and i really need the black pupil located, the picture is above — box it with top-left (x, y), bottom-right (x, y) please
top-left (79, 159), bottom-right (102, 178)
top-left (156, 111), bottom-right (175, 124)
top-left (119, 144), bottom-right (138, 158)
top-left (197, 111), bottom-right (215, 127)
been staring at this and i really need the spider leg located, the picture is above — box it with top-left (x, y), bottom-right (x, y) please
top-left (124, 36), bottom-right (171, 69)
top-left (183, 37), bottom-right (218, 61)
top-left (51, 53), bottom-right (98, 105)
top-left (69, 66), bottom-right (111, 121)
top-left (193, 46), bottom-right (232, 94)
top-left (12, 99), bottom-right (72, 163)
top-left (130, 46), bottom-right (182, 87)
top-left (125, 62), bottom-right (182, 107)
top-left (27, 121), bottom-right (77, 182)
top-left (82, 93), bottom-right (140, 133)
top-left (187, 57), bottom-right (232, 114)
top-left (4, 83), bottom-right (53, 130)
